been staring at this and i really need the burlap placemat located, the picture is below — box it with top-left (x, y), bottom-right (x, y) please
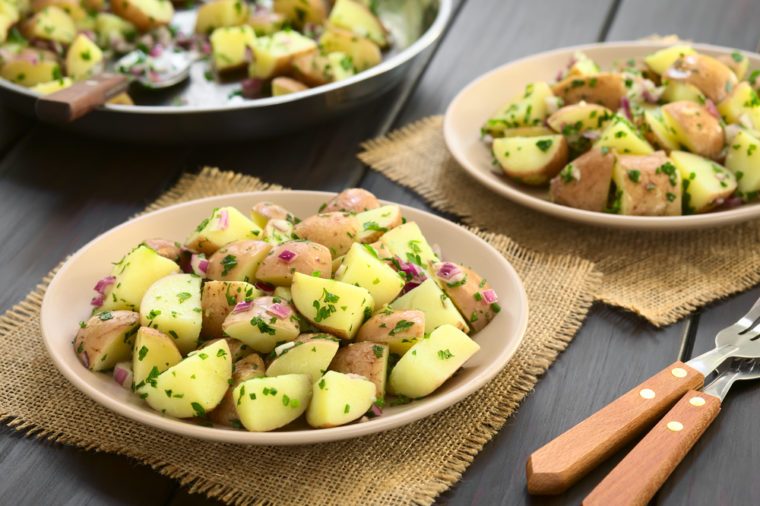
top-left (0, 168), bottom-right (600, 505)
top-left (359, 117), bottom-right (760, 326)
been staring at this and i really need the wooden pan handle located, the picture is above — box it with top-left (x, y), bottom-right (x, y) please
top-left (583, 390), bottom-right (720, 506)
top-left (526, 361), bottom-right (703, 495)
top-left (35, 73), bottom-right (129, 123)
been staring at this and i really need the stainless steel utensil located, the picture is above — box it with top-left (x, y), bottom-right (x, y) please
top-left (584, 358), bottom-right (760, 506)
top-left (527, 297), bottom-right (760, 495)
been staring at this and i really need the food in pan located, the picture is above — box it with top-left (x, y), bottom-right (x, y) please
top-left (482, 44), bottom-right (760, 215)
top-left (73, 188), bottom-right (503, 432)
top-left (0, 0), bottom-right (393, 104)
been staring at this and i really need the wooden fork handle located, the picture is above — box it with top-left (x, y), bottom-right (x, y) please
top-left (35, 73), bottom-right (129, 123)
top-left (583, 390), bottom-right (721, 506)
top-left (526, 361), bottom-right (703, 495)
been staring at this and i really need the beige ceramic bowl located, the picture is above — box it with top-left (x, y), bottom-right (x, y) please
top-left (40, 192), bottom-right (528, 445)
top-left (444, 41), bottom-right (760, 231)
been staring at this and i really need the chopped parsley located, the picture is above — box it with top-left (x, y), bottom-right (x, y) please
top-left (535, 139), bottom-right (553, 152)
top-left (221, 254), bottom-right (238, 276)
top-left (627, 169), bottom-right (641, 183)
top-left (437, 349), bottom-right (454, 360)
top-left (177, 292), bottom-right (191, 303)
top-left (389, 319), bottom-right (414, 336)
top-left (191, 402), bottom-right (206, 417)
top-left (138, 346), bottom-right (149, 361)
top-left (98, 311), bottom-right (113, 321)
top-left (363, 221), bottom-right (388, 233)
top-left (372, 345), bottom-right (385, 358)
top-left (250, 316), bottom-right (276, 335)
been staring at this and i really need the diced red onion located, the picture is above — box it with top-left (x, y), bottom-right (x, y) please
top-left (370, 404), bottom-right (382, 416)
top-left (401, 281), bottom-right (421, 295)
top-left (278, 249), bottom-right (297, 262)
top-left (90, 294), bottom-right (105, 307)
top-left (233, 300), bottom-right (254, 314)
top-left (214, 209), bottom-right (229, 230)
top-left (190, 254), bottom-right (208, 276)
top-left (241, 78), bottom-right (264, 99)
top-left (705, 99), bottom-right (720, 119)
top-left (719, 196), bottom-right (744, 209)
top-left (113, 362), bottom-right (133, 389)
top-left (79, 350), bottom-right (89, 369)
top-left (482, 289), bottom-right (498, 304)
top-left (555, 68), bottom-right (564, 82)
top-left (582, 130), bottom-right (601, 140)
top-left (620, 96), bottom-right (632, 120)
top-left (434, 262), bottom-right (461, 281)
top-left (91, 275), bottom-right (115, 306)
top-left (267, 303), bottom-right (292, 319)
top-left (255, 281), bottom-right (275, 293)
top-left (149, 44), bottom-right (163, 58)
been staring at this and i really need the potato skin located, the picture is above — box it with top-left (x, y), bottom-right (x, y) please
top-left (330, 342), bottom-right (388, 398)
top-left (209, 353), bottom-right (266, 426)
top-left (615, 151), bottom-right (681, 216)
top-left (661, 101), bottom-right (723, 160)
top-left (293, 212), bottom-right (359, 257)
top-left (201, 281), bottom-right (258, 339)
top-left (356, 309), bottom-right (425, 349)
top-left (111, 0), bottom-right (173, 31)
top-left (666, 54), bottom-right (737, 103)
top-left (255, 240), bottom-right (331, 286)
top-left (74, 310), bottom-right (140, 370)
top-left (322, 188), bottom-right (381, 213)
top-left (141, 238), bottom-right (183, 263)
top-left (291, 51), bottom-right (332, 87)
top-left (206, 240), bottom-right (272, 282)
top-left (550, 147), bottom-right (616, 212)
top-left (551, 73), bottom-right (627, 110)
top-left (433, 264), bottom-right (498, 333)
top-left (251, 201), bottom-right (292, 226)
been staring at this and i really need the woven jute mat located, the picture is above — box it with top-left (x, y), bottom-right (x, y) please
top-left (359, 116), bottom-right (760, 327)
top-left (0, 168), bottom-right (600, 505)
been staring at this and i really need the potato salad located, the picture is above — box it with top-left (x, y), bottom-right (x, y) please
top-left (73, 189), bottom-right (502, 432)
top-left (482, 45), bottom-right (760, 215)
top-left (0, 0), bottom-right (391, 103)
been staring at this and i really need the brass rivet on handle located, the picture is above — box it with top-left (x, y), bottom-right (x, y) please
top-left (667, 421), bottom-right (684, 432)
top-left (671, 367), bottom-right (688, 378)
top-left (639, 388), bottom-right (656, 399)
top-left (689, 396), bottom-right (706, 407)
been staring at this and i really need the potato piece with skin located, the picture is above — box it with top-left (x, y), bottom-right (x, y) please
top-left (194, 0), bottom-right (248, 35)
top-left (65, 33), bottom-right (103, 81)
top-left (0, 48), bottom-right (62, 86)
top-left (272, 0), bottom-right (326, 27)
top-left (432, 262), bottom-right (500, 333)
top-left (95, 12), bottom-right (137, 48)
top-left (31, 77), bottom-right (73, 94)
top-left (356, 308), bottom-right (424, 354)
top-left (661, 80), bottom-right (706, 104)
top-left (222, 296), bottom-right (300, 353)
top-left (111, 0), bottom-right (173, 32)
top-left (273, 286), bottom-right (292, 301)
top-left (291, 50), bottom-right (332, 87)
top-left (21, 6), bottom-right (75, 43)
top-left (294, 212), bottom-right (359, 257)
top-left (725, 129), bottom-right (760, 200)
top-left (322, 188), bottom-right (380, 213)
top-left (263, 219), bottom-right (294, 244)
top-left (139, 273), bottom-right (202, 354)
top-left (209, 353), bottom-right (265, 427)
top-left (644, 44), bottom-right (696, 75)
top-left (318, 27), bottom-right (381, 72)
top-left (99, 245), bottom-right (181, 312)
top-left (201, 280), bottom-right (260, 339)
top-left (378, 221), bottom-right (439, 271)
top-left (272, 76), bottom-right (309, 96)
top-left (330, 342), bottom-right (388, 399)
top-left (501, 126), bottom-right (555, 138)
top-left (210, 25), bottom-right (256, 73)
top-left (266, 335), bottom-right (340, 382)
top-left (250, 201), bottom-right (293, 228)
top-left (334, 243), bottom-right (404, 308)
top-left (248, 8), bottom-right (284, 36)
top-left (594, 116), bottom-right (654, 156)
top-left (666, 54), bottom-right (737, 104)
top-left (206, 240), bottom-right (271, 282)
top-left (141, 238), bottom-right (184, 263)
top-left (306, 370), bottom-right (376, 428)
top-left (132, 326), bottom-right (181, 389)
top-left (482, 81), bottom-right (554, 137)
top-left (718, 51), bottom-right (749, 81)
top-left (717, 81), bottom-right (760, 129)
top-left (612, 151), bottom-right (682, 216)
top-left (662, 101), bottom-right (724, 160)
top-left (31, 0), bottom-right (87, 22)
top-left (249, 30), bottom-right (317, 80)
top-left (327, 51), bottom-right (355, 81)
top-left (185, 206), bottom-right (263, 256)
top-left (546, 102), bottom-right (613, 135)
top-left (291, 272), bottom-right (374, 339)
top-left (233, 374), bottom-right (311, 431)
top-left (354, 205), bottom-right (402, 243)
top-left (328, 0), bottom-right (387, 47)
top-left (74, 310), bottom-right (140, 371)
top-left (390, 278), bottom-right (469, 334)
top-left (564, 52), bottom-right (600, 78)
top-left (255, 240), bottom-right (331, 286)
top-left (670, 151), bottom-right (737, 213)
top-left (643, 109), bottom-right (680, 152)
top-left (492, 135), bottom-right (569, 185)
top-left (550, 147), bottom-right (615, 212)
top-left (137, 340), bottom-right (232, 419)
top-left (551, 73), bottom-right (627, 110)
top-left (389, 324), bottom-right (480, 399)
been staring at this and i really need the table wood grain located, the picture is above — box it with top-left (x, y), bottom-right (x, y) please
top-left (0, 0), bottom-right (758, 504)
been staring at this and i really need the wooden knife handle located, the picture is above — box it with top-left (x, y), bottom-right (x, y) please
top-left (35, 73), bottom-right (129, 123)
top-left (583, 390), bottom-right (721, 506)
top-left (526, 361), bottom-right (703, 495)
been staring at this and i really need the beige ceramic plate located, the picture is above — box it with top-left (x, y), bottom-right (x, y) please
top-left (444, 41), bottom-right (760, 231)
top-left (41, 192), bottom-right (528, 445)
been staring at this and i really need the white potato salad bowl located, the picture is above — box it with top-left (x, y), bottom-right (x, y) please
top-left (445, 41), bottom-right (760, 231)
top-left (41, 190), bottom-right (528, 445)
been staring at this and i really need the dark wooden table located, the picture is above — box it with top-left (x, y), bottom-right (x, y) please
top-left (1, 1), bottom-right (759, 504)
